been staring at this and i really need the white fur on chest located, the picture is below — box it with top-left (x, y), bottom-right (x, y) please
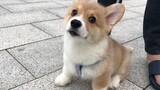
top-left (63, 33), bottom-right (108, 78)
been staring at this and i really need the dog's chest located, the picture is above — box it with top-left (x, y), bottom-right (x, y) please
top-left (64, 42), bottom-right (105, 65)
top-left (64, 35), bottom-right (108, 64)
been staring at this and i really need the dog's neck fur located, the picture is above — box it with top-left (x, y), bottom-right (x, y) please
top-left (64, 33), bottom-right (109, 65)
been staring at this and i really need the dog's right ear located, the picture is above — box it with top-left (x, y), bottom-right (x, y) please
top-left (105, 4), bottom-right (125, 29)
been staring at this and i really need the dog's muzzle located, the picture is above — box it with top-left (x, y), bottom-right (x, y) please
top-left (68, 19), bottom-right (82, 36)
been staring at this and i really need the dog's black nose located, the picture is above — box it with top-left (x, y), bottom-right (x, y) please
top-left (71, 19), bottom-right (82, 29)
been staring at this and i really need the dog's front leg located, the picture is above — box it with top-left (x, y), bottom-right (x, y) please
top-left (55, 63), bottom-right (72, 86)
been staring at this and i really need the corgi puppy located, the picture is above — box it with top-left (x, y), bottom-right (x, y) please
top-left (55, 0), bottom-right (132, 90)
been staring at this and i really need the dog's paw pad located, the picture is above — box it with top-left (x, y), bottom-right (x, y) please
top-left (55, 74), bottom-right (71, 86)
top-left (109, 75), bottom-right (120, 89)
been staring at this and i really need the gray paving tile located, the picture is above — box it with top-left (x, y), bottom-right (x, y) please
top-left (52, 0), bottom-right (73, 7)
top-left (0, 7), bottom-right (10, 15)
top-left (117, 80), bottom-right (142, 90)
top-left (33, 19), bottom-right (64, 37)
top-left (134, 17), bottom-right (144, 22)
top-left (8, 37), bottom-right (63, 77)
top-left (0, 10), bottom-right (58, 28)
top-left (48, 7), bottom-right (68, 18)
top-left (10, 70), bottom-right (141, 90)
top-left (125, 37), bottom-right (149, 88)
top-left (145, 86), bottom-right (154, 90)
top-left (123, 0), bottom-right (147, 7)
top-left (122, 10), bottom-right (141, 20)
top-left (3, 2), bottom-right (64, 12)
top-left (23, 0), bottom-right (53, 2)
top-left (0, 0), bottom-right (25, 5)
top-left (127, 5), bottom-right (146, 15)
top-left (0, 51), bottom-right (34, 90)
top-left (0, 24), bottom-right (51, 50)
top-left (111, 19), bottom-right (143, 43)
top-left (10, 70), bottom-right (92, 90)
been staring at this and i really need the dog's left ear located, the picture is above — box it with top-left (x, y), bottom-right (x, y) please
top-left (105, 4), bottom-right (125, 28)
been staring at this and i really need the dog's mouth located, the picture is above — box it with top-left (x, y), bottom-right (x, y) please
top-left (68, 29), bottom-right (79, 36)
top-left (67, 29), bottom-right (88, 39)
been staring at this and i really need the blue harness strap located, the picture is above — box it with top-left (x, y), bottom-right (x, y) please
top-left (75, 61), bottom-right (101, 76)
top-left (75, 64), bottom-right (83, 76)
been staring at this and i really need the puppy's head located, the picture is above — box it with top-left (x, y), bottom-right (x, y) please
top-left (65, 0), bottom-right (125, 43)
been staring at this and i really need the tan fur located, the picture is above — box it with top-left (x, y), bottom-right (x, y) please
top-left (89, 37), bottom-right (132, 90)
top-left (59, 0), bottom-right (132, 90)
top-left (92, 70), bottom-right (110, 90)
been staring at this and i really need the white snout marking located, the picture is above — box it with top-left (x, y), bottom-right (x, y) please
top-left (65, 15), bottom-right (88, 38)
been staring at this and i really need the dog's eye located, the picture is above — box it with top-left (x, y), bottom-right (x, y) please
top-left (71, 9), bottom-right (78, 16)
top-left (89, 16), bottom-right (96, 24)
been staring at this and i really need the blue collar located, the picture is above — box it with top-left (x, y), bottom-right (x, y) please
top-left (75, 61), bottom-right (101, 76)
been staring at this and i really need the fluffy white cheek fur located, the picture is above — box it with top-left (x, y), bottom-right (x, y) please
top-left (65, 15), bottom-right (88, 38)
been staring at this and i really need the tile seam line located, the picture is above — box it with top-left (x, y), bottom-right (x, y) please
top-left (2, 7), bottom-right (66, 13)
top-left (30, 23), bottom-right (54, 37)
top-left (122, 36), bottom-right (143, 44)
top-left (47, 6), bottom-right (68, 11)
top-left (0, 36), bottom-right (63, 52)
top-left (126, 9), bottom-right (145, 15)
top-left (50, 1), bottom-right (69, 7)
top-left (6, 50), bottom-right (36, 78)
top-left (121, 15), bottom-right (143, 22)
top-left (144, 84), bottom-right (151, 90)
top-left (8, 68), bottom-right (62, 90)
top-left (0, 18), bottom-right (61, 30)
top-left (0, 5), bottom-right (13, 13)
top-left (0, 2), bottom-right (25, 6)
top-left (0, 9), bottom-right (44, 14)
top-left (1, 1), bottom-right (60, 6)
top-left (134, 18), bottom-right (143, 22)
top-left (31, 17), bottom-right (63, 24)
top-left (45, 10), bottom-right (63, 18)
top-left (126, 79), bottom-right (144, 89)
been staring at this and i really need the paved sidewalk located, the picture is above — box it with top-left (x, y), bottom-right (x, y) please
top-left (0, 0), bottom-right (155, 90)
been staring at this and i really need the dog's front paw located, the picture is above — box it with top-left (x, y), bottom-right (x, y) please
top-left (109, 75), bottom-right (120, 89)
top-left (55, 74), bottom-right (71, 86)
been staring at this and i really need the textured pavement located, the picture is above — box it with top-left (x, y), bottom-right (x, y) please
top-left (0, 0), bottom-right (155, 90)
